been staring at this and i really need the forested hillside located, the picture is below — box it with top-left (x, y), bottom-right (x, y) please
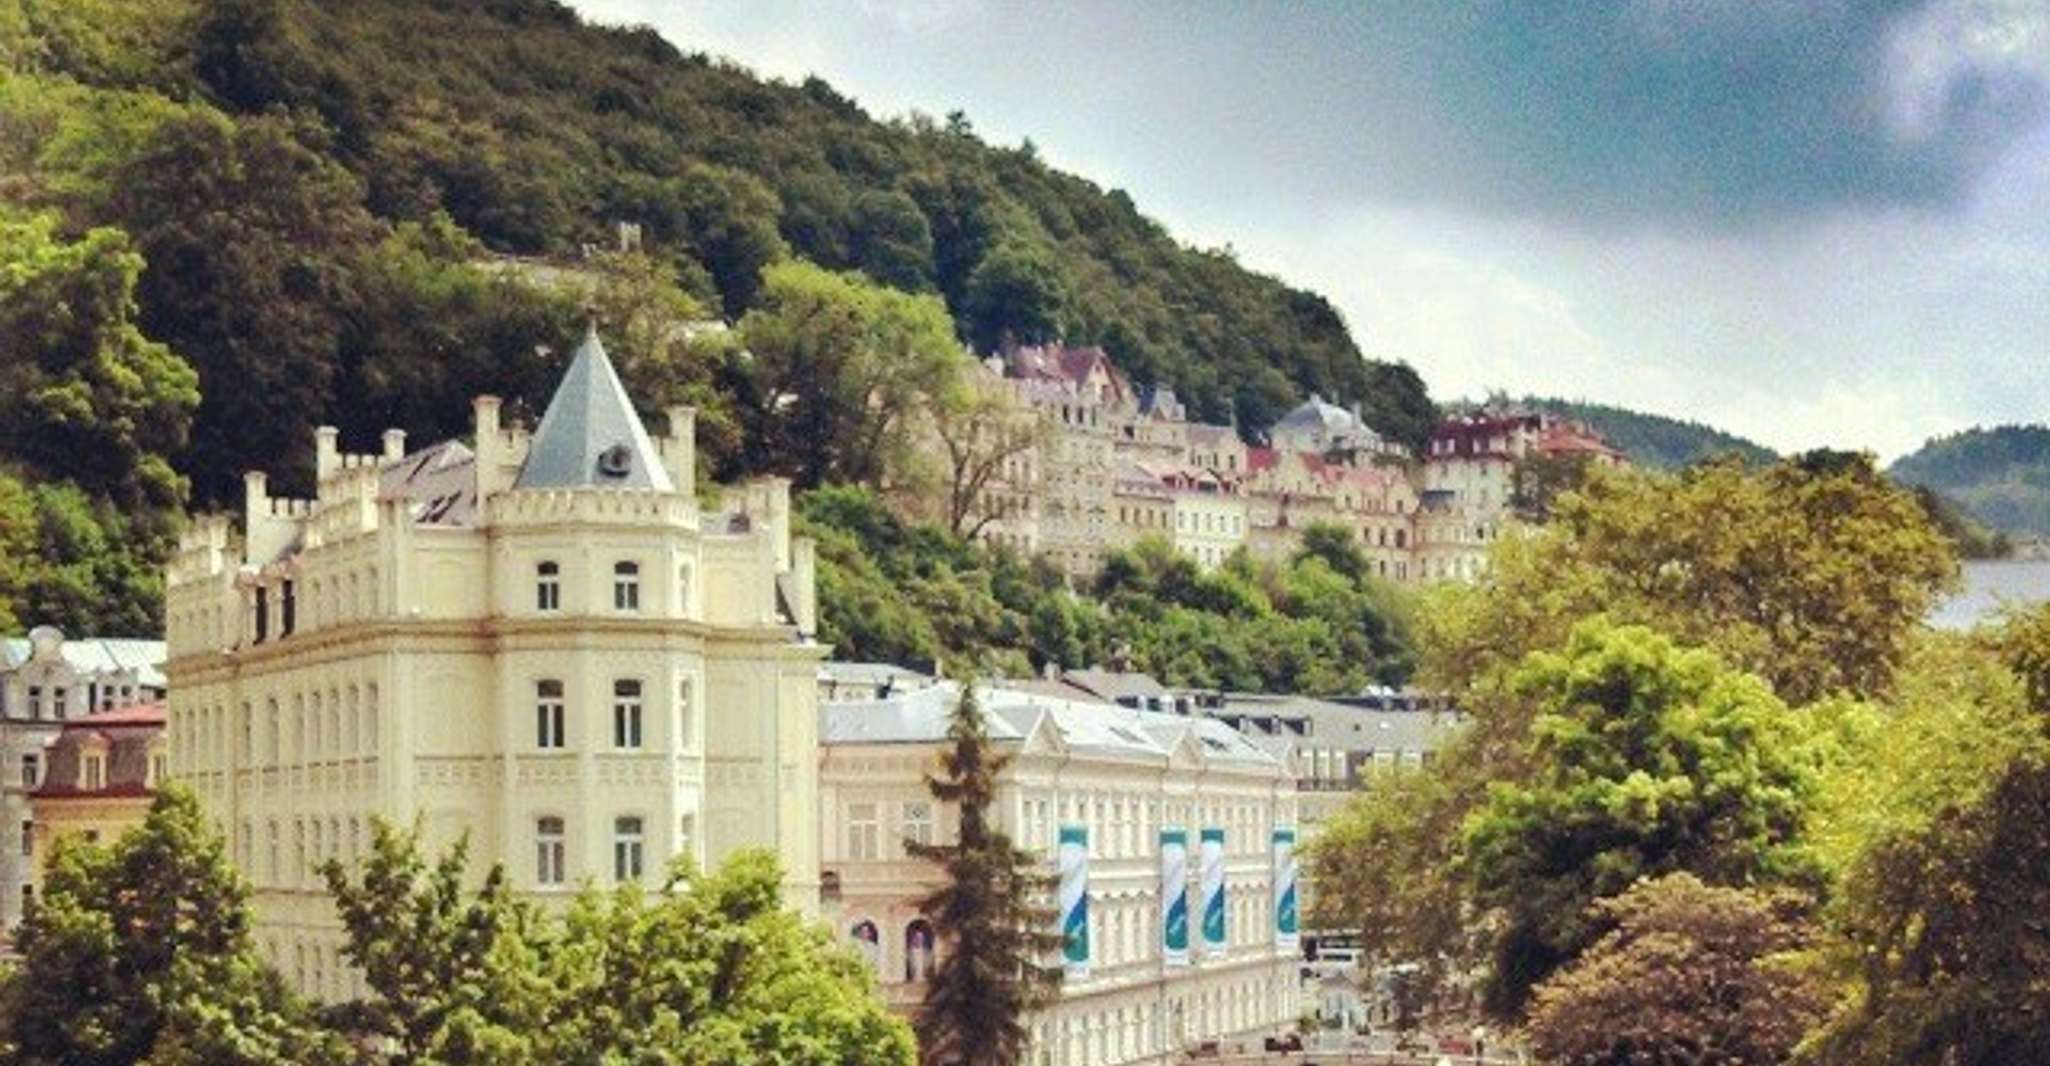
top-left (1891, 424), bottom-right (2050, 536)
top-left (0, 0), bottom-right (1432, 639)
top-left (1516, 396), bottom-right (1777, 469)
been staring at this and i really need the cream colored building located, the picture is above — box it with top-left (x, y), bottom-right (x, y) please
top-left (820, 681), bottom-right (1302, 1066)
top-left (162, 328), bottom-right (823, 998)
top-left (1, 627), bottom-right (166, 934)
top-left (27, 703), bottom-right (168, 900)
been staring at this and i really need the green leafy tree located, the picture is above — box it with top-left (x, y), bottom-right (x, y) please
top-left (1461, 619), bottom-right (1821, 1017)
top-left (319, 821), bottom-right (541, 1065)
top-left (960, 238), bottom-right (1067, 354)
top-left (0, 211), bottom-right (198, 510)
top-left (1526, 874), bottom-right (1827, 1066)
top-left (908, 683), bottom-right (1063, 1066)
top-left (732, 260), bottom-right (969, 488)
top-left (539, 851), bottom-right (916, 1066)
top-left (1424, 454), bottom-right (1957, 709)
top-left (0, 787), bottom-right (337, 1066)
top-left (107, 108), bottom-right (376, 504)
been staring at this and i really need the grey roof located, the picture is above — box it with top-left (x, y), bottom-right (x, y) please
top-left (2, 633), bottom-right (167, 688)
top-left (818, 661), bottom-right (935, 691)
top-left (1058, 668), bottom-right (1173, 705)
top-left (823, 681), bottom-right (1284, 773)
top-left (379, 439), bottom-right (479, 526)
top-left (1214, 692), bottom-right (1461, 755)
top-left (1274, 394), bottom-right (1360, 432)
top-left (514, 327), bottom-right (674, 492)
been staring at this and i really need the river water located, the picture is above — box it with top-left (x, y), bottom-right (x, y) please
top-left (1929, 559), bottom-right (2050, 630)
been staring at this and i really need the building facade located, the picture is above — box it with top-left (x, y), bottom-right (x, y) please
top-left (954, 345), bottom-right (1624, 583)
top-left (162, 329), bottom-right (823, 998)
top-left (1, 627), bottom-right (166, 934)
top-left (820, 681), bottom-right (1303, 1066)
top-left (27, 703), bottom-right (168, 900)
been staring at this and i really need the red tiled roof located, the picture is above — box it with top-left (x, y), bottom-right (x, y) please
top-left (62, 702), bottom-right (166, 729)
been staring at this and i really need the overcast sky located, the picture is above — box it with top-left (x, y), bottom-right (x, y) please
top-left (570, 0), bottom-right (2050, 459)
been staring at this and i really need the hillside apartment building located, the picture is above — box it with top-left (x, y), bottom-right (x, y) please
top-left (962, 343), bottom-right (1624, 583)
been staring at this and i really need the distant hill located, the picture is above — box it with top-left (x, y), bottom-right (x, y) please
top-left (1890, 425), bottom-right (2050, 536)
top-left (1512, 397), bottom-right (1778, 469)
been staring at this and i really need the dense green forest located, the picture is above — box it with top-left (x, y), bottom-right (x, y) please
top-left (1890, 424), bottom-right (2050, 537)
top-left (1513, 396), bottom-right (1777, 469)
top-left (0, 0), bottom-right (1433, 640)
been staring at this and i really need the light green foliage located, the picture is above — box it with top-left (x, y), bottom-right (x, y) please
top-left (1423, 453), bottom-right (1957, 708)
top-left (0, 787), bottom-right (338, 1066)
top-left (1526, 874), bottom-right (1826, 1066)
top-left (1460, 620), bottom-right (1821, 1017)
top-left (1302, 767), bottom-right (1470, 994)
top-left (322, 823), bottom-right (913, 1066)
top-left (733, 261), bottom-right (971, 489)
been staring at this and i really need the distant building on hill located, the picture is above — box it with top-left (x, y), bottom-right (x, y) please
top-left (947, 342), bottom-right (1625, 584)
top-left (26, 702), bottom-right (168, 904)
top-left (164, 326), bottom-right (822, 1000)
top-left (0, 627), bottom-right (165, 934)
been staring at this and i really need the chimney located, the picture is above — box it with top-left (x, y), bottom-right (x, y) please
top-left (244, 470), bottom-right (269, 527)
top-left (381, 428), bottom-right (407, 461)
top-left (473, 396), bottom-right (503, 496)
top-left (314, 426), bottom-right (340, 481)
top-left (664, 405), bottom-right (697, 497)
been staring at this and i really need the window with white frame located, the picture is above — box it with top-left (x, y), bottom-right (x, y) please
top-left (82, 752), bottom-right (105, 791)
top-left (19, 753), bottom-right (37, 788)
top-left (613, 816), bottom-right (644, 882)
top-left (536, 561), bottom-right (561, 612)
top-left (901, 801), bottom-right (933, 853)
top-left (535, 679), bottom-right (566, 749)
top-left (612, 561), bottom-right (640, 611)
top-left (846, 803), bottom-right (880, 860)
top-left (536, 816), bottom-right (566, 886)
top-left (612, 680), bottom-right (643, 749)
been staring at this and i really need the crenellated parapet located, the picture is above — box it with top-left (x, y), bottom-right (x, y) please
top-left (487, 487), bottom-right (700, 531)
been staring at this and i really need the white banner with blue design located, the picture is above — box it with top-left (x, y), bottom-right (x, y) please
top-left (1058, 824), bottom-right (1089, 977)
top-left (1161, 827), bottom-right (1189, 966)
top-left (1273, 827), bottom-right (1298, 948)
top-left (1199, 826), bottom-right (1226, 953)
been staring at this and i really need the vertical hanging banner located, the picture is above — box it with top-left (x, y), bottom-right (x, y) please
top-left (1199, 827), bottom-right (1227, 953)
top-left (1058, 825), bottom-right (1090, 978)
top-left (1160, 828), bottom-right (1190, 966)
top-left (1273, 827), bottom-right (1299, 949)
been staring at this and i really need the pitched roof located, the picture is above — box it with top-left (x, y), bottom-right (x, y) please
top-left (1, 633), bottom-right (167, 688)
top-left (1274, 394), bottom-right (1360, 433)
top-left (514, 327), bottom-right (674, 492)
top-left (379, 439), bottom-right (479, 526)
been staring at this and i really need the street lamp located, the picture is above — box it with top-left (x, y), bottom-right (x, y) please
top-left (1471, 1024), bottom-right (1488, 1063)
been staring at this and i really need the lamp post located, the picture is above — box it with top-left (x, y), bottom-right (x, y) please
top-left (1471, 1024), bottom-right (1487, 1064)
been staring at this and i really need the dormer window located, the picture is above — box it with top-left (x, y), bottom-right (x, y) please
top-left (596, 443), bottom-right (633, 479)
top-left (536, 561), bottom-right (561, 612)
top-left (612, 562), bottom-right (640, 611)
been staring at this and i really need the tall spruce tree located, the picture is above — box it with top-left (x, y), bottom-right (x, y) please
top-left (908, 682), bottom-right (1063, 1066)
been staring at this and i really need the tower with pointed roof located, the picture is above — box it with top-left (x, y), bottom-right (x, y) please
top-left (164, 330), bottom-right (823, 999)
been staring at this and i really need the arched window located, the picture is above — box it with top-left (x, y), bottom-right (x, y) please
top-left (850, 920), bottom-right (883, 977)
top-left (677, 677), bottom-right (695, 748)
top-left (905, 919), bottom-right (937, 982)
top-left (612, 562), bottom-right (640, 611)
top-left (535, 561), bottom-right (560, 612)
top-left (677, 563), bottom-right (693, 615)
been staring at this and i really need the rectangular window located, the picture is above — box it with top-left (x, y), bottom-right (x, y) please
top-left (677, 678), bottom-right (695, 747)
top-left (19, 754), bottom-right (37, 789)
top-left (614, 816), bottom-right (644, 882)
top-left (902, 801), bottom-right (933, 853)
top-left (847, 802), bottom-right (879, 861)
top-left (281, 579), bottom-right (296, 636)
top-left (83, 754), bottom-right (104, 791)
top-left (613, 562), bottom-right (640, 611)
top-left (27, 686), bottom-right (41, 719)
top-left (536, 561), bottom-right (560, 612)
top-left (535, 680), bottom-right (565, 749)
top-left (19, 820), bottom-right (30, 857)
top-left (254, 587), bottom-right (269, 643)
top-left (536, 817), bottom-right (565, 886)
top-left (52, 687), bottom-right (66, 719)
top-left (612, 680), bottom-right (642, 749)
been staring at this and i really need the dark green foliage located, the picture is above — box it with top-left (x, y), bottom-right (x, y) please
top-left (1890, 424), bottom-right (2050, 536)
top-left (1908, 483), bottom-right (2012, 560)
top-left (800, 488), bottom-right (1416, 692)
top-left (1512, 396), bottom-right (1777, 469)
top-left (908, 683), bottom-right (1063, 1066)
top-left (0, 787), bottom-right (339, 1066)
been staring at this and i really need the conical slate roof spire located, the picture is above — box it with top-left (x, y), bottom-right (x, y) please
top-left (513, 325), bottom-right (674, 492)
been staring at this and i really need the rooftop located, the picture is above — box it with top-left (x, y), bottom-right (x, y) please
top-left (513, 326), bottom-right (674, 492)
